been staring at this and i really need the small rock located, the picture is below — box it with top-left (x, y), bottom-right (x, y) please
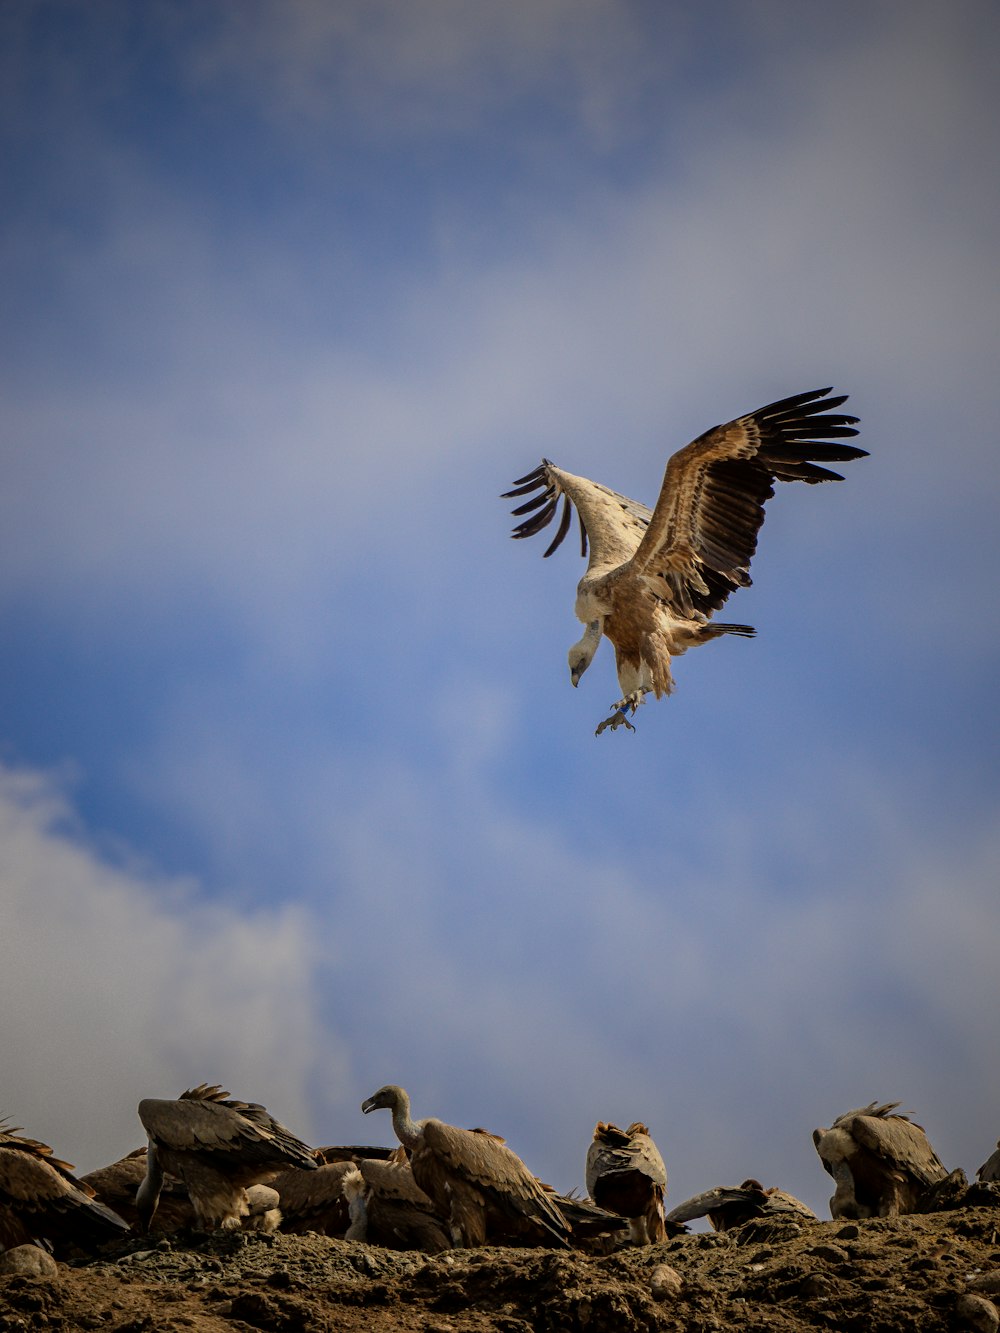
top-left (956, 1293), bottom-right (999, 1333)
top-left (650, 1263), bottom-right (683, 1301)
top-left (835, 1223), bottom-right (860, 1240)
top-left (799, 1272), bottom-right (834, 1298)
top-left (0, 1247), bottom-right (58, 1277)
top-left (809, 1244), bottom-right (849, 1264)
top-left (969, 1274), bottom-right (1000, 1296)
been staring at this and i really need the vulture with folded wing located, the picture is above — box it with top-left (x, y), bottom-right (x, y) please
top-left (353, 1155), bottom-right (451, 1252)
top-left (585, 1121), bottom-right (667, 1245)
top-left (667, 1178), bottom-right (816, 1231)
top-left (977, 1141), bottom-right (1000, 1184)
top-left (271, 1157), bottom-right (359, 1236)
top-left (812, 1102), bottom-right (947, 1218)
top-left (504, 386), bottom-right (866, 734)
top-left (0, 1121), bottom-right (129, 1254)
top-left (136, 1084), bottom-right (317, 1232)
top-left (361, 1084), bottom-right (569, 1248)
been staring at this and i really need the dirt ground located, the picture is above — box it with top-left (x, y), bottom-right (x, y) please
top-left (2, 1205), bottom-right (1000, 1333)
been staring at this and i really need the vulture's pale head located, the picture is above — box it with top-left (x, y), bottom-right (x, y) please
top-left (361, 1085), bottom-right (404, 1116)
top-left (568, 621), bottom-right (602, 686)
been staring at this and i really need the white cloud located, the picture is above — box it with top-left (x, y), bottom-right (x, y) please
top-left (0, 761), bottom-right (343, 1174)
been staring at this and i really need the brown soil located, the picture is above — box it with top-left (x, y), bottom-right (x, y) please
top-left (2, 1207), bottom-right (999, 1333)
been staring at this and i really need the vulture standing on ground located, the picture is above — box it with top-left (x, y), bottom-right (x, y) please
top-left (136, 1084), bottom-right (317, 1232)
top-left (812, 1102), bottom-right (948, 1218)
top-left (361, 1084), bottom-right (570, 1248)
top-left (504, 386), bottom-right (866, 734)
top-left (585, 1121), bottom-right (668, 1245)
top-left (0, 1121), bottom-right (129, 1254)
top-left (667, 1179), bottom-right (816, 1231)
top-left (977, 1141), bottom-right (1000, 1184)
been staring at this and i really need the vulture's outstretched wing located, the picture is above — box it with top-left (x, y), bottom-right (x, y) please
top-left (629, 387), bottom-right (864, 618)
top-left (138, 1085), bottom-right (316, 1173)
top-left (504, 463), bottom-right (653, 572)
top-left (505, 388), bottom-right (864, 613)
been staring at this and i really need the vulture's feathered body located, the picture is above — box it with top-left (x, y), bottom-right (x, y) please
top-left (136, 1084), bottom-right (317, 1232)
top-left (585, 1121), bottom-right (667, 1245)
top-left (666, 1178), bottom-right (816, 1231)
top-left (812, 1102), bottom-right (947, 1218)
top-left (505, 387), bottom-right (866, 733)
top-left (977, 1141), bottom-right (1000, 1184)
top-left (0, 1122), bottom-right (129, 1254)
top-left (353, 1155), bottom-right (452, 1252)
top-left (361, 1084), bottom-right (570, 1248)
top-left (271, 1158), bottom-right (358, 1236)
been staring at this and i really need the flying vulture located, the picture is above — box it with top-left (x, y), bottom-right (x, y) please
top-left (361, 1084), bottom-right (570, 1248)
top-left (666, 1178), bottom-right (816, 1231)
top-left (504, 386), bottom-right (865, 733)
top-left (976, 1141), bottom-right (1000, 1184)
top-left (136, 1084), bottom-right (317, 1232)
top-left (585, 1121), bottom-right (667, 1245)
top-left (0, 1120), bottom-right (129, 1255)
top-left (812, 1101), bottom-right (948, 1218)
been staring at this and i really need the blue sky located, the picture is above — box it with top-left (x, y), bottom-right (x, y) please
top-left (2, 1), bottom-right (998, 1220)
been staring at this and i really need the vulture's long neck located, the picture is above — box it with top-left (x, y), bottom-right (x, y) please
top-left (135, 1141), bottom-right (164, 1231)
top-left (389, 1090), bottom-right (424, 1150)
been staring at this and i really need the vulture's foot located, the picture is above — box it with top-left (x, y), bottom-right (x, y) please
top-left (595, 690), bottom-right (646, 736)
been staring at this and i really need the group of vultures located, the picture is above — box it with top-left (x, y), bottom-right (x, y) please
top-left (2, 1082), bottom-right (999, 1266)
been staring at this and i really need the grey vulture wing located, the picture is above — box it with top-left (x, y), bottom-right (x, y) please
top-left (0, 1123), bottom-right (130, 1254)
top-left (846, 1106), bottom-right (947, 1187)
top-left (418, 1119), bottom-right (570, 1248)
top-left (667, 1180), bottom-right (816, 1231)
top-left (272, 1159), bottom-right (356, 1236)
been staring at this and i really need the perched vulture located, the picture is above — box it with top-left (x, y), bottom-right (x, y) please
top-left (361, 1084), bottom-right (570, 1248)
top-left (977, 1141), bottom-right (1000, 1184)
top-left (136, 1084), bottom-right (317, 1232)
top-left (0, 1121), bottom-right (129, 1255)
top-left (585, 1121), bottom-right (668, 1245)
top-left (352, 1156), bottom-right (451, 1252)
top-left (504, 387), bottom-right (865, 734)
top-left (271, 1158), bottom-right (358, 1236)
top-left (812, 1102), bottom-right (948, 1218)
top-left (667, 1179), bottom-right (816, 1231)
